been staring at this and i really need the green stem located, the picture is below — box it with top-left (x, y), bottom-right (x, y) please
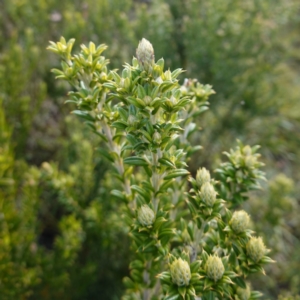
top-left (151, 151), bottom-right (163, 212)
top-left (100, 121), bottom-right (131, 196)
top-left (142, 261), bottom-right (151, 300)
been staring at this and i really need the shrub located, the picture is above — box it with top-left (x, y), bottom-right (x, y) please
top-left (48, 37), bottom-right (274, 299)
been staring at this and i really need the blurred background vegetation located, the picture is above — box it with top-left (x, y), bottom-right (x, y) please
top-left (0, 0), bottom-right (300, 299)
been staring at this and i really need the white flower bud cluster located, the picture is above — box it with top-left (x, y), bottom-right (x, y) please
top-left (137, 205), bottom-right (155, 226)
top-left (246, 237), bottom-right (266, 262)
top-left (200, 182), bottom-right (217, 207)
top-left (196, 167), bottom-right (211, 187)
top-left (230, 210), bottom-right (250, 233)
top-left (136, 38), bottom-right (154, 72)
top-left (206, 255), bottom-right (225, 282)
top-left (170, 258), bottom-right (191, 286)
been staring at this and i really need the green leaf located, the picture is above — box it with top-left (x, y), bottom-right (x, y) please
top-left (251, 291), bottom-right (263, 299)
top-left (178, 286), bottom-right (186, 298)
top-left (141, 240), bottom-right (156, 252)
top-left (228, 251), bottom-right (237, 265)
top-left (202, 250), bottom-right (209, 262)
top-left (232, 243), bottom-right (240, 255)
top-left (164, 293), bottom-right (180, 300)
top-left (111, 190), bottom-right (127, 202)
top-left (127, 96), bottom-right (146, 109)
top-left (159, 179), bottom-right (174, 193)
top-left (186, 200), bottom-right (197, 216)
top-left (203, 290), bottom-right (214, 300)
top-left (123, 277), bottom-right (134, 289)
top-left (221, 276), bottom-right (234, 284)
top-left (124, 156), bottom-right (148, 166)
top-left (111, 120), bottom-right (128, 130)
top-left (72, 110), bottom-right (95, 122)
top-left (97, 148), bottom-right (114, 162)
top-left (156, 58), bottom-right (164, 70)
top-left (131, 185), bottom-right (150, 201)
top-left (64, 99), bottom-right (78, 104)
top-left (143, 166), bottom-right (153, 177)
top-left (233, 276), bottom-right (246, 289)
top-left (129, 260), bottom-right (144, 270)
top-left (190, 260), bottom-right (201, 273)
top-left (187, 222), bottom-right (195, 241)
top-left (139, 129), bottom-right (152, 142)
top-left (171, 68), bottom-right (184, 79)
top-left (118, 107), bottom-right (128, 120)
top-left (187, 145), bottom-right (202, 156)
top-left (103, 82), bottom-right (116, 89)
top-left (204, 223), bottom-right (209, 233)
top-left (158, 271), bottom-right (171, 284)
top-left (160, 81), bottom-right (177, 93)
top-left (153, 217), bottom-right (167, 230)
top-left (260, 256), bottom-right (276, 264)
top-left (151, 97), bottom-right (166, 108)
top-left (126, 134), bottom-right (139, 145)
top-left (93, 131), bottom-right (108, 142)
top-left (158, 157), bottom-right (176, 168)
top-left (159, 228), bottom-right (175, 238)
top-left (164, 169), bottom-right (190, 180)
top-left (137, 84), bottom-right (146, 98)
top-left (187, 286), bottom-right (196, 297)
top-left (131, 269), bottom-right (142, 283)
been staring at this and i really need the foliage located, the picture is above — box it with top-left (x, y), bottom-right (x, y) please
top-left (244, 174), bottom-right (300, 299)
top-left (0, 0), bottom-right (300, 299)
top-left (48, 37), bottom-right (274, 299)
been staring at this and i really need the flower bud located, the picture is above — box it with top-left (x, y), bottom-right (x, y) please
top-left (181, 229), bottom-right (191, 243)
top-left (155, 76), bottom-right (163, 84)
top-left (128, 115), bottom-right (137, 126)
top-left (170, 95), bottom-right (177, 105)
top-left (206, 255), bottom-right (224, 282)
top-left (170, 258), bottom-right (191, 286)
top-left (242, 145), bottom-right (252, 156)
top-left (270, 174), bottom-right (294, 195)
top-left (230, 210), bottom-right (250, 233)
top-left (136, 38), bottom-right (154, 72)
top-left (246, 237), bottom-right (266, 262)
top-left (119, 78), bottom-right (125, 88)
top-left (152, 131), bottom-right (162, 145)
top-left (236, 284), bottom-right (251, 300)
top-left (200, 182), bottom-right (216, 207)
top-left (137, 205), bottom-right (155, 226)
top-left (99, 72), bottom-right (107, 81)
top-left (143, 95), bottom-right (152, 105)
top-left (196, 167), bottom-right (211, 187)
top-left (244, 156), bottom-right (256, 168)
